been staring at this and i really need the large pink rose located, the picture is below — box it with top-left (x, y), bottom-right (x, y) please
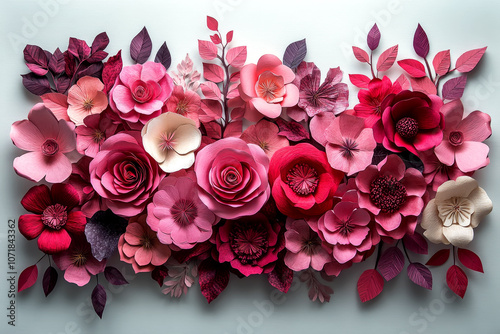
top-left (194, 137), bottom-right (270, 219)
top-left (109, 61), bottom-right (174, 127)
top-left (238, 54), bottom-right (299, 122)
top-left (89, 132), bottom-right (164, 217)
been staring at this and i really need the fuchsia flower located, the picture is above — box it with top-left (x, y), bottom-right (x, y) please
top-left (164, 85), bottom-right (202, 127)
top-left (11, 104), bottom-right (76, 183)
top-left (240, 119), bottom-right (289, 159)
top-left (434, 100), bottom-right (491, 173)
top-left (75, 112), bottom-right (118, 158)
top-left (67, 76), bottom-right (108, 126)
top-left (118, 214), bottom-right (171, 273)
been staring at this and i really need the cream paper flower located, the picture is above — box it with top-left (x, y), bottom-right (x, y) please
top-left (421, 176), bottom-right (492, 247)
top-left (141, 112), bottom-right (201, 173)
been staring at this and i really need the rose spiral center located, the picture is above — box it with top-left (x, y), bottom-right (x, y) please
top-left (171, 199), bottom-right (198, 226)
top-left (41, 139), bottom-right (59, 156)
top-left (369, 176), bottom-right (407, 213)
top-left (396, 117), bottom-right (419, 139)
top-left (449, 131), bottom-right (464, 146)
top-left (229, 221), bottom-right (268, 264)
top-left (286, 163), bottom-right (319, 195)
top-left (132, 80), bottom-right (155, 103)
top-left (41, 204), bottom-right (68, 230)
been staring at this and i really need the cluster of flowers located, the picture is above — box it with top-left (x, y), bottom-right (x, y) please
top-left (12, 17), bottom-right (492, 316)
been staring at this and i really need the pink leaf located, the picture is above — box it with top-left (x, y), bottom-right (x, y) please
top-left (227, 83), bottom-right (240, 99)
top-left (226, 46), bottom-right (247, 68)
top-left (230, 71), bottom-right (241, 82)
top-left (18, 265), bottom-right (38, 292)
top-left (426, 249), bottom-right (450, 266)
top-left (200, 99), bottom-right (223, 121)
top-left (433, 50), bottom-right (451, 76)
top-left (403, 232), bottom-right (428, 255)
top-left (203, 121), bottom-right (222, 139)
top-left (407, 263), bottom-right (432, 290)
top-left (357, 269), bottom-right (384, 303)
top-left (102, 50), bottom-right (122, 94)
top-left (198, 40), bottom-right (218, 60)
top-left (223, 120), bottom-right (242, 138)
top-left (455, 47), bottom-right (487, 73)
top-left (210, 34), bottom-right (222, 45)
top-left (226, 30), bottom-right (234, 44)
top-left (91, 284), bottom-right (107, 319)
top-left (198, 258), bottom-right (229, 304)
top-left (410, 76), bottom-right (436, 95)
top-left (352, 46), bottom-right (370, 63)
top-left (268, 261), bottom-right (293, 293)
top-left (378, 247), bottom-right (405, 281)
top-left (376, 45), bottom-right (398, 72)
top-left (442, 75), bottom-right (467, 100)
top-left (457, 248), bottom-right (484, 273)
top-left (276, 118), bottom-right (310, 141)
top-left (231, 107), bottom-right (245, 121)
top-left (201, 82), bottom-right (222, 100)
top-left (446, 265), bottom-right (468, 298)
top-left (130, 27), bottom-right (152, 64)
top-left (397, 59), bottom-right (426, 78)
top-left (395, 74), bottom-right (411, 90)
top-left (203, 63), bottom-right (225, 83)
top-left (207, 16), bottom-right (219, 31)
top-left (40, 93), bottom-right (69, 121)
top-left (349, 74), bottom-right (370, 88)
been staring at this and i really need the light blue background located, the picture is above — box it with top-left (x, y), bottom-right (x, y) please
top-left (1, 0), bottom-right (499, 333)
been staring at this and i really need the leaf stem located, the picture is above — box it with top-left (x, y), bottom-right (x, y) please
top-left (218, 42), bottom-right (231, 134)
top-left (36, 254), bottom-right (47, 265)
top-left (374, 242), bottom-right (384, 269)
top-left (402, 240), bottom-right (412, 264)
top-left (424, 57), bottom-right (434, 82)
top-left (453, 246), bottom-right (456, 266)
top-left (370, 51), bottom-right (376, 78)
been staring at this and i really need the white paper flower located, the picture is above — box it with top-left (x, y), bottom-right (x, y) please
top-left (421, 176), bottom-right (492, 247)
top-left (141, 112), bottom-right (201, 173)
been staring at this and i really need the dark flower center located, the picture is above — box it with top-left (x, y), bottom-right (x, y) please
top-left (176, 100), bottom-right (189, 115)
top-left (449, 131), bottom-right (464, 146)
top-left (41, 139), bottom-right (59, 156)
top-left (286, 163), bottom-right (319, 195)
top-left (369, 176), bottom-right (407, 213)
top-left (229, 221), bottom-right (269, 264)
top-left (93, 129), bottom-right (105, 144)
top-left (41, 204), bottom-right (68, 230)
top-left (71, 253), bottom-right (87, 267)
top-left (140, 235), bottom-right (154, 249)
top-left (83, 99), bottom-right (94, 111)
top-left (301, 235), bottom-right (322, 255)
top-left (171, 199), bottom-right (198, 226)
top-left (339, 219), bottom-right (355, 236)
top-left (341, 138), bottom-right (359, 158)
top-left (396, 117), bottom-right (419, 139)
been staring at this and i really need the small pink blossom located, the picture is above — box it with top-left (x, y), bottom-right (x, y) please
top-left (240, 119), bottom-right (289, 159)
top-left (75, 112), bottom-right (118, 158)
top-left (419, 149), bottom-right (472, 192)
top-left (164, 85), bottom-right (202, 127)
top-left (67, 76), bottom-right (108, 126)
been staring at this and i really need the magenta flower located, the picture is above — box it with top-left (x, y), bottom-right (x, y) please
top-left (434, 100), bottom-right (491, 173)
top-left (67, 76), bottom-right (108, 126)
top-left (146, 176), bottom-right (218, 249)
top-left (11, 104), bottom-right (76, 183)
top-left (419, 149), bottom-right (472, 192)
top-left (75, 112), bottom-right (118, 158)
top-left (240, 119), bottom-right (289, 159)
top-left (164, 85), bottom-right (202, 127)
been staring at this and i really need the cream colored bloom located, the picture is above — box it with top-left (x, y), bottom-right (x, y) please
top-left (421, 176), bottom-right (492, 247)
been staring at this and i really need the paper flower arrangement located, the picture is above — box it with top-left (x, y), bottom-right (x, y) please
top-left (12, 17), bottom-right (492, 317)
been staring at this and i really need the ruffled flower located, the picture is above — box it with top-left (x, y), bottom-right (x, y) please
top-left (75, 111), bottom-right (118, 158)
top-left (67, 76), bottom-right (108, 126)
top-left (163, 85), bottom-right (202, 127)
top-left (240, 119), bottom-right (289, 159)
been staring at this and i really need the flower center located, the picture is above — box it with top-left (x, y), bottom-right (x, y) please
top-left (131, 80), bottom-right (155, 103)
top-left (71, 253), bottom-right (87, 267)
top-left (159, 132), bottom-right (176, 151)
top-left (339, 220), bottom-right (355, 236)
top-left (93, 129), bottom-right (105, 143)
top-left (41, 139), bottom-right (59, 156)
top-left (340, 138), bottom-right (359, 158)
top-left (41, 204), bottom-right (68, 230)
top-left (83, 98), bottom-right (94, 112)
top-left (229, 221), bottom-right (269, 264)
top-left (255, 71), bottom-right (285, 103)
top-left (176, 100), bottom-right (189, 115)
top-left (140, 235), bottom-right (153, 249)
top-left (300, 235), bottom-right (321, 256)
top-left (222, 167), bottom-right (241, 186)
top-left (449, 131), bottom-right (464, 146)
top-left (369, 176), bottom-right (407, 213)
top-left (258, 141), bottom-right (270, 152)
top-left (171, 199), bottom-right (198, 226)
top-left (438, 197), bottom-right (474, 227)
top-left (286, 163), bottom-right (319, 195)
top-left (395, 117), bottom-right (419, 139)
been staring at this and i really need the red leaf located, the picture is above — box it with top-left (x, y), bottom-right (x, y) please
top-left (210, 34), bottom-right (222, 45)
top-left (198, 258), bottom-right (230, 303)
top-left (200, 99), bottom-right (223, 121)
top-left (403, 232), bottom-right (428, 255)
top-left (91, 284), bottom-right (107, 318)
top-left (224, 120), bottom-right (242, 138)
top-left (457, 248), bottom-right (484, 273)
top-left (198, 40), bottom-right (218, 60)
top-left (207, 16), bottom-right (219, 31)
top-left (410, 76), bottom-right (437, 95)
top-left (226, 30), bottom-right (234, 43)
top-left (42, 266), bottom-right (58, 297)
top-left (446, 265), bottom-right (468, 298)
top-left (203, 63), bottom-right (225, 83)
top-left (352, 46), bottom-right (370, 63)
top-left (130, 27), bottom-right (152, 64)
top-left (433, 50), bottom-right (451, 76)
top-left (276, 118), bottom-right (309, 141)
top-left (226, 46), bottom-right (247, 68)
top-left (397, 59), bottom-right (426, 78)
top-left (41, 93), bottom-right (69, 121)
top-left (407, 263), bottom-right (432, 290)
top-left (442, 75), bottom-right (467, 100)
top-left (201, 82), bottom-right (222, 100)
top-left (395, 74), bottom-right (410, 90)
top-left (173, 241), bottom-right (213, 264)
top-left (357, 269), bottom-right (384, 303)
top-left (378, 246), bottom-right (405, 281)
top-left (203, 121), bottom-right (222, 139)
top-left (102, 50), bottom-right (122, 94)
top-left (456, 47), bottom-right (487, 73)
top-left (426, 249), bottom-right (450, 266)
top-left (268, 261), bottom-right (293, 293)
top-left (151, 265), bottom-right (169, 287)
top-left (349, 74), bottom-right (370, 88)
top-left (18, 264), bottom-right (38, 292)
top-left (104, 266), bottom-right (129, 285)
top-left (376, 45), bottom-right (398, 72)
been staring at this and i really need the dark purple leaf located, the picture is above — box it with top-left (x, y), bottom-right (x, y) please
top-left (76, 63), bottom-right (103, 81)
top-left (151, 265), bottom-right (169, 287)
top-left (378, 247), bottom-right (405, 281)
top-left (55, 75), bottom-right (71, 94)
top-left (91, 32), bottom-right (109, 53)
top-left (283, 39), bottom-right (307, 70)
top-left (442, 75), bottom-right (467, 100)
top-left (276, 118), bottom-right (310, 141)
top-left (87, 50), bottom-right (108, 64)
top-left (268, 260), bottom-right (293, 293)
top-left (104, 267), bottom-right (129, 285)
top-left (64, 51), bottom-right (76, 77)
top-left (18, 265), bottom-right (38, 292)
top-left (446, 265), bottom-right (468, 298)
top-left (24, 44), bottom-right (49, 67)
top-left (403, 232), bottom-right (428, 255)
top-left (413, 24), bottom-right (429, 58)
top-left (91, 284), bottom-right (107, 319)
top-left (426, 249), bottom-right (450, 266)
top-left (155, 42), bottom-right (171, 70)
top-left (367, 24), bottom-right (381, 51)
top-left (49, 48), bottom-right (65, 74)
top-left (198, 258), bottom-right (230, 303)
top-left (85, 209), bottom-right (128, 261)
top-left (130, 27), bottom-right (152, 64)
top-left (42, 266), bottom-right (58, 297)
top-left (407, 263), bottom-right (432, 290)
top-left (102, 50), bottom-right (123, 94)
top-left (21, 73), bottom-right (51, 96)
top-left (68, 37), bottom-right (91, 61)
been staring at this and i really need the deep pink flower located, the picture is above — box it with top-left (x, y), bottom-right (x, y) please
top-left (240, 119), bottom-right (289, 159)
top-left (11, 104), bottom-right (76, 183)
top-left (420, 149), bottom-right (473, 192)
top-left (75, 112), bottom-right (118, 158)
top-left (53, 237), bottom-right (106, 286)
top-left (238, 54), bottom-right (299, 122)
top-left (67, 76), bottom-right (108, 126)
top-left (118, 214), bottom-right (171, 273)
top-left (194, 137), bottom-right (270, 219)
top-left (434, 100), bottom-right (491, 173)
top-left (164, 85), bottom-right (202, 127)
top-left (18, 184), bottom-right (86, 254)
top-left (147, 176), bottom-right (218, 249)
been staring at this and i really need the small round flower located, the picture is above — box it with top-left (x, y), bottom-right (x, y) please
top-left (75, 112), bottom-right (118, 158)
top-left (67, 76), bottom-right (108, 126)
top-left (240, 119), bottom-right (289, 159)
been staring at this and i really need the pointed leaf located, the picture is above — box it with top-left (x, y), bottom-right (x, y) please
top-left (357, 269), bottom-right (384, 303)
top-left (155, 42), bottom-right (171, 70)
top-left (104, 266), bottom-right (129, 285)
top-left (203, 121), bottom-right (222, 139)
top-left (198, 40), bottom-right (218, 60)
top-left (410, 76), bottom-right (437, 95)
top-left (426, 249), bottom-right (450, 266)
top-left (376, 45), bottom-right (398, 72)
top-left (226, 30), bottom-right (234, 43)
top-left (91, 284), bottom-right (107, 318)
top-left (130, 27), bottom-right (152, 64)
top-left (395, 74), bottom-right (411, 90)
top-left (457, 248), bottom-right (484, 273)
top-left (87, 50), bottom-right (108, 64)
top-left (42, 266), bottom-right (58, 297)
top-left (18, 264), bottom-right (38, 292)
top-left (68, 37), bottom-right (91, 61)
top-left (230, 71), bottom-right (241, 82)
top-left (349, 74), bottom-right (370, 88)
top-left (201, 82), bottom-right (222, 100)
top-left (283, 39), bottom-right (307, 70)
top-left (151, 265), bottom-right (169, 287)
top-left (352, 46), bottom-right (370, 63)
top-left (367, 24), bottom-right (381, 51)
top-left (207, 16), bottom-right (218, 31)
top-left (227, 83), bottom-right (240, 99)
top-left (403, 232), bottom-right (428, 255)
top-left (407, 263), bottom-right (432, 290)
top-left (198, 258), bottom-right (230, 303)
top-left (24, 44), bottom-right (49, 67)
top-left (91, 32), bottom-right (109, 53)
top-left (223, 120), bottom-right (242, 138)
top-left (378, 247), bottom-right (405, 281)
top-left (446, 265), bottom-right (468, 298)
top-left (172, 241), bottom-right (213, 264)
top-left (41, 93), bottom-right (69, 121)
top-left (55, 75), bottom-right (71, 94)
top-left (226, 46), bottom-right (247, 68)
top-left (200, 99), bottom-right (223, 121)
top-left (268, 260), bottom-right (293, 293)
top-left (398, 59), bottom-right (426, 78)
top-left (276, 118), bottom-right (309, 141)
top-left (433, 50), bottom-right (451, 76)
top-left (210, 34), bottom-right (222, 45)
top-left (203, 63), bottom-right (225, 83)
top-left (102, 50), bottom-right (123, 94)
top-left (21, 73), bottom-right (51, 96)
top-left (231, 107), bottom-right (245, 121)
top-left (442, 75), bottom-right (467, 100)
top-left (413, 24), bottom-right (429, 58)
top-left (49, 48), bottom-right (65, 74)
top-left (456, 47), bottom-right (487, 73)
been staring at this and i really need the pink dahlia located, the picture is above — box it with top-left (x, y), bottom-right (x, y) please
top-left (240, 119), bottom-right (289, 159)
top-left (67, 76), bottom-right (108, 126)
top-left (118, 214), bottom-right (171, 273)
top-left (238, 54), bottom-right (299, 122)
top-left (147, 176), bottom-right (218, 249)
top-left (75, 112), bottom-right (118, 158)
top-left (419, 149), bottom-right (472, 192)
top-left (163, 85), bottom-right (202, 127)
top-left (18, 184), bottom-right (86, 254)
top-left (434, 100), bottom-right (491, 173)
top-left (11, 104), bottom-right (76, 183)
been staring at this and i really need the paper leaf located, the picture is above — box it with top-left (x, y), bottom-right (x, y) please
top-left (442, 75), bottom-right (467, 100)
top-left (151, 265), bottom-right (169, 287)
top-left (267, 261), bottom-right (293, 293)
top-left (226, 46), bottom-right (247, 68)
top-left (283, 39), bottom-right (307, 70)
top-left (91, 284), bottom-right (107, 319)
top-left (276, 118), bottom-right (310, 141)
top-left (210, 34), bottom-right (222, 45)
top-left (91, 32), bottom-right (109, 53)
top-left (376, 45), bottom-right (398, 72)
top-left (426, 249), bottom-right (450, 266)
top-left (352, 46), bottom-right (370, 63)
top-left (55, 75), bottom-right (71, 94)
top-left (349, 74), bottom-right (370, 89)
top-left (433, 50), bottom-right (451, 76)
top-left (446, 265), bottom-right (468, 298)
top-left (130, 27), bottom-right (152, 64)
top-left (87, 50), bottom-right (108, 64)
top-left (104, 266), bottom-right (129, 285)
top-left (407, 263), bottom-right (432, 290)
top-left (226, 30), bottom-right (233, 43)
top-left (403, 232), bottom-right (428, 255)
top-left (198, 258), bottom-right (230, 304)
top-left (395, 74), bottom-right (411, 90)
top-left (24, 45), bottom-right (49, 75)
top-left (413, 24), bottom-right (429, 58)
top-left (201, 82), bottom-right (222, 100)
top-left (398, 59), bottom-right (426, 78)
top-left (223, 120), bottom-right (242, 138)
top-left (410, 76), bottom-right (437, 95)
top-left (200, 99), bottom-right (223, 122)
top-left (42, 266), bottom-right (58, 297)
top-left (172, 242), bottom-right (213, 264)
top-left (367, 24), bottom-right (381, 51)
top-left (229, 71), bottom-right (240, 82)
top-left (456, 47), bottom-right (487, 73)
top-left (49, 48), bottom-right (65, 74)
top-left (40, 93), bottom-right (69, 121)
top-left (198, 40), bottom-right (218, 60)
top-left (203, 63), bottom-right (225, 83)
top-left (21, 73), bottom-right (51, 96)
top-left (378, 247), bottom-right (405, 281)
top-left (18, 264), bottom-right (38, 292)
top-left (227, 83), bottom-right (240, 99)
top-left (457, 248), bottom-right (484, 273)
top-left (155, 42), bottom-right (171, 70)
top-left (203, 121), bottom-right (222, 139)
top-left (68, 37), bottom-right (91, 61)
top-left (207, 16), bottom-right (218, 31)
top-left (231, 107), bottom-right (245, 121)
top-left (357, 269), bottom-right (384, 303)
top-left (102, 50), bottom-right (123, 94)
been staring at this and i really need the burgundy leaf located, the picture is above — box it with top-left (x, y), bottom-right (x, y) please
top-left (200, 99), bottom-right (223, 121)
top-left (457, 248), bottom-right (484, 273)
top-left (151, 265), bottom-right (169, 287)
top-left (349, 74), bottom-right (370, 88)
top-left (352, 46), bottom-right (370, 63)
top-left (224, 120), bottom-right (243, 138)
top-left (283, 39), bottom-right (307, 70)
top-left (407, 263), bottom-right (432, 290)
top-left (433, 50), bottom-right (451, 76)
top-left (76, 63), bottom-right (103, 80)
top-left (91, 284), bottom-right (107, 318)
top-left (446, 265), bottom-right (468, 298)
top-left (91, 32), bottom-right (109, 53)
top-left (397, 59), bottom-right (426, 78)
top-left (395, 74), bottom-right (411, 90)
top-left (198, 258), bottom-right (230, 303)
top-left (68, 37), bottom-right (91, 61)
top-left (226, 46), bottom-right (247, 68)
top-left (49, 48), bottom-right (65, 74)
top-left (201, 82), bottom-right (222, 100)
top-left (367, 24), bottom-right (381, 51)
top-left (403, 232), bottom-right (428, 255)
top-left (173, 241), bottom-right (213, 264)
top-left (268, 261), bottom-right (293, 293)
top-left (376, 45), bottom-right (398, 72)
top-left (130, 27), bottom-right (152, 64)
top-left (426, 249), bottom-right (450, 266)
top-left (442, 75), bottom-right (467, 100)
top-left (104, 266), bottom-right (129, 285)
top-left (198, 40), bottom-right (218, 60)
top-left (203, 121), bottom-right (222, 140)
top-left (18, 264), bottom-right (38, 292)
top-left (102, 50), bottom-right (123, 94)
top-left (203, 63), bottom-right (225, 83)
top-left (64, 51), bottom-right (76, 77)
top-left (154, 42), bottom-right (171, 70)
top-left (23, 44), bottom-right (48, 67)
top-left (410, 76), bottom-right (436, 95)
top-left (456, 47), bottom-right (487, 73)
top-left (42, 266), bottom-right (58, 297)
top-left (207, 16), bottom-right (219, 31)
top-left (21, 73), bottom-right (51, 96)
top-left (378, 247), bottom-right (405, 281)
top-left (55, 75), bottom-right (71, 94)
top-left (413, 24), bottom-right (429, 58)
top-left (210, 34), bottom-right (222, 45)
top-left (226, 30), bottom-right (234, 44)
top-left (276, 118), bottom-right (309, 141)
top-left (86, 50), bottom-right (108, 64)
top-left (357, 269), bottom-right (384, 303)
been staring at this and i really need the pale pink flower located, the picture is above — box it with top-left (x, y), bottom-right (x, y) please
top-left (240, 119), bottom-right (289, 159)
top-left (164, 85), bottom-right (202, 127)
top-left (419, 149), bottom-right (472, 192)
top-left (67, 76), bottom-right (108, 126)
top-left (75, 112), bottom-right (118, 158)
